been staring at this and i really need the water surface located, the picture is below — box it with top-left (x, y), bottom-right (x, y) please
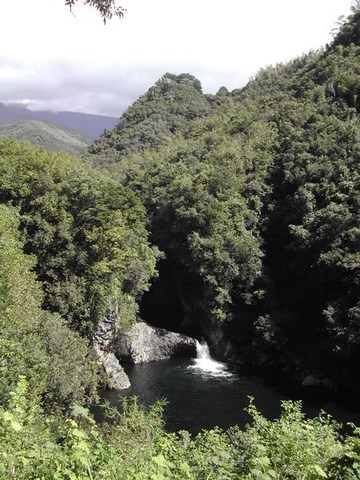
top-left (98, 342), bottom-right (360, 434)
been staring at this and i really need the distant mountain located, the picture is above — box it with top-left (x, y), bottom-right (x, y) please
top-left (0, 103), bottom-right (118, 139)
top-left (0, 103), bottom-right (14, 123)
top-left (0, 120), bottom-right (92, 154)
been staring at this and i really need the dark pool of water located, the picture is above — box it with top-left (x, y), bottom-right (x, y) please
top-left (98, 356), bottom-right (360, 434)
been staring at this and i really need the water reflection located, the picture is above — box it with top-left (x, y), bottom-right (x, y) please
top-left (101, 357), bottom-right (284, 433)
top-left (98, 355), bottom-right (360, 435)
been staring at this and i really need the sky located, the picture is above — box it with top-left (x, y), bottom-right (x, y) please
top-left (0, 0), bottom-right (354, 118)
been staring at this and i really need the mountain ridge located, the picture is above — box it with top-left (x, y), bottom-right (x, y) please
top-left (0, 102), bottom-right (118, 139)
top-left (0, 119), bottom-right (92, 154)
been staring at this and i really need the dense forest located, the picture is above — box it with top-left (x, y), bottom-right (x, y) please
top-left (1, 5), bottom-right (360, 479)
top-left (88, 10), bottom-right (360, 392)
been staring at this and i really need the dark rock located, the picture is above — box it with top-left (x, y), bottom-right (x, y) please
top-left (93, 310), bottom-right (117, 347)
top-left (115, 321), bottom-right (196, 363)
top-left (93, 313), bottom-right (131, 390)
top-left (302, 374), bottom-right (322, 387)
top-left (301, 374), bottom-right (325, 387)
top-left (196, 312), bottom-right (241, 363)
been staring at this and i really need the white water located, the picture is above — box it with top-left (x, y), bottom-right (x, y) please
top-left (190, 340), bottom-right (233, 377)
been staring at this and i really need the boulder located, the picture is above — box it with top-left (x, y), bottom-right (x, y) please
top-left (301, 374), bottom-right (333, 388)
top-left (115, 321), bottom-right (196, 363)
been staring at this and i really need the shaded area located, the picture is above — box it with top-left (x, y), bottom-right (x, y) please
top-left (99, 357), bottom-right (360, 435)
top-left (139, 259), bottom-right (202, 338)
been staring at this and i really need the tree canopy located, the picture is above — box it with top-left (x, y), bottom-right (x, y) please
top-left (86, 12), bottom-right (360, 390)
top-left (2, 6), bottom-right (360, 478)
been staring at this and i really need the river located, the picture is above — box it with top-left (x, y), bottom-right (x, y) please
top-left (99, 341), bottom-right (360, 434)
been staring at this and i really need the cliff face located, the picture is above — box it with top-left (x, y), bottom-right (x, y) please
top-left (94, 313), bottom-right (197, 389)
top-left (94, 314), bottom-right (131, 390)
top-left (115, 321), bottom-right (196, 364)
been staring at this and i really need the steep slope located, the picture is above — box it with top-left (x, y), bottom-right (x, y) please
top-left (88, 73), bottom-right (211, 164)
top-left (0, 120), bottom-right (91, 154)
top-left (0, 138), bottom-right (156, 337)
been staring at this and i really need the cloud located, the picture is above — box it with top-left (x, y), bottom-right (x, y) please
top-left (0, 58), bottom-right (252, 116)
top-left (0, 0), bottom-right (353, 117)
top-left (0, 58), bottom-right (166, 116)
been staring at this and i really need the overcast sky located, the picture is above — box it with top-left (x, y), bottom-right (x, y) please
top-left (0, 0), bottom-right (354, 117)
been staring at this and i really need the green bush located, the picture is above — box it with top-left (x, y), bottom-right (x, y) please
top-left (1, 384), bottom-right (359, 480)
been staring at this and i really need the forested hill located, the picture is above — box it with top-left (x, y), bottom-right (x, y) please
top-left (0, 120), bottom-right (91, 154)
top-left (88, 73), bottom-right (211, 163)
top-left (87, 8), bottom-right (360, 391)
top-left (1, 6), bottom-right (360, 479)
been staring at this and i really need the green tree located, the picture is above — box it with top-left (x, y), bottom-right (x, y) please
top-left (0, 204), bottom-right (98, 411)
top-left (0, 139), bottom-right (156, 335)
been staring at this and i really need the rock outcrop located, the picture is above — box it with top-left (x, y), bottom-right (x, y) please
top-left (94, 313), bottom-right (131, 390)
top-left (115, 321), bottom-right (196, 364)
top-left (94, 345), bottom-right (131, 390)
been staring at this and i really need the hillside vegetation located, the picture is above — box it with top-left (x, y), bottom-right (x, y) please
top-left (88, 73), bottom-right (211, 164)
top-left (0, 120), bottom-right (91, 154)
top-left (88, 7), bottom-right (360, 391)
top-left (1, 5), bottom-right (360, 479)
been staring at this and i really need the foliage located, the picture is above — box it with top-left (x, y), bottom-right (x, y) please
top-left (332, 1), bottom-right (360, 47)
top-left (0, 205), bottom-right (98, 411)
top-left (117, 120), bottom-right (271, 324)
top-left (1, 382), bottom-right (359, 480)
top-left (230, 399), bottom-right (346, 479)
top-left (86, 9), bottom-right (360, 385)
top-left (88, 73), bottom-right (211, 165)
top-left (2, 7), bottom-right (360, 480)
top-left (0, 139), bottom-right (156, 335)
top-left (65, 0), bottom-right (125, 23)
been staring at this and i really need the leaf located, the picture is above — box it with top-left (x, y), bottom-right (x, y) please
top-left (258, 456), bottom-right (271, 468)
top-left (179, 461), bottom-right (191, 475)
top-left (72, 404), bottom-right (90, 419)
top-left (152, 454), bottom-right (167, 467)
top-left (314, 465), bottom-right (328, 478)
top-left (11, 420), bottom-right (22, 431)
top-left (3, 411), bottom-right (13, 422)
top-left (151, 474), bottom-right (165, 480)
top-left (211, 455), bottom-right (221, 465)
top-left (71, 428), bottom-right (87, 439)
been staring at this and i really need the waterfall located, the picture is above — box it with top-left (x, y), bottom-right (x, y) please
top-left (190, 340), bottom-right (232, 377)
top-left (195, 340), bottom-right (212, 360)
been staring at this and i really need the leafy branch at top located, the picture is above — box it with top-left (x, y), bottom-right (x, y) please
top-left (65, 0), bottom-right (125, 23)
